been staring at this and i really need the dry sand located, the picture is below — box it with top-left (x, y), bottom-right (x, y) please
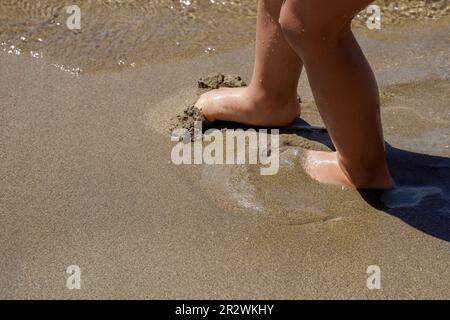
top-left (1, 19), bottom-right (449, 299)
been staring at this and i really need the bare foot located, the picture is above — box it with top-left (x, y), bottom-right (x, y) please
top-left (301, 150), bottom-right (394, 189)
top-left (195, 87), bottom-right (300, 127)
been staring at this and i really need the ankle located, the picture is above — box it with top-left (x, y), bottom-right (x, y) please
top-left (338, 158), bottom-right (394, 189)
top-left (247, 83), bottom-right (298, 109)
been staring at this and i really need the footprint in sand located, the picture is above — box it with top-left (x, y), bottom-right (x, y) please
top-left (165, 74), bottom-right (368, 225)
top-left (198, 143), bottom-right (366, 225)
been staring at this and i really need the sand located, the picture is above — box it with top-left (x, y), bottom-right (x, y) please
top-left (1, 19), bottom-right (449, 299)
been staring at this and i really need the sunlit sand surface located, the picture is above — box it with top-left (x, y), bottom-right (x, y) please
top-left (1, 1), bottom-right (449, 299)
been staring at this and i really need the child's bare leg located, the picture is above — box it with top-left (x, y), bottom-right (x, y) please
top-left (280, 0), bottom-right (393, 188)
top-left (195, 0), bottom-right (303, 127)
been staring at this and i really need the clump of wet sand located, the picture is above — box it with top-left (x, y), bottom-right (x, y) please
top-left (169, 104), bottom-right (212, 138)
top-left (198, 73), bottom-right (247, 90)
top-left (169, 74), bottom-right (246, 137)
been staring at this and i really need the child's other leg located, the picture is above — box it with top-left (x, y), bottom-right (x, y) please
top-left (279, 0), bottom-right (393, 189)
top-left (196, 0), bottom-right (303, 127)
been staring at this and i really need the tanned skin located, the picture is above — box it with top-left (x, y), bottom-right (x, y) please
top-left (196, 0), bottom-right (393, 189)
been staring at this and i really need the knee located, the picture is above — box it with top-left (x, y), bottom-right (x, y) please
top-left (279, 6), bottom-right (347, 59)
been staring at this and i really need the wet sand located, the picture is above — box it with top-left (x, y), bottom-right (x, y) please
top-left (1, 18), bottom-right (450, 298)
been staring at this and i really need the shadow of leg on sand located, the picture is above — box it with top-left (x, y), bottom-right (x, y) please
top-left (360, 145), bottom-right (450, 242)
top-left (209, 119), bottom-right (450, 242)
top-left (290, 121), bottom-right (450, 243)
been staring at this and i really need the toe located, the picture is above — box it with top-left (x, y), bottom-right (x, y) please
top-left (194, 92), bottom-right (216, 122)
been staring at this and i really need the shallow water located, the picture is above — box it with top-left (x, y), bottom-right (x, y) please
top-left (0, 0), bottom-right (449, 73)
top-left (0, 0), bottom-right (257, 73)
